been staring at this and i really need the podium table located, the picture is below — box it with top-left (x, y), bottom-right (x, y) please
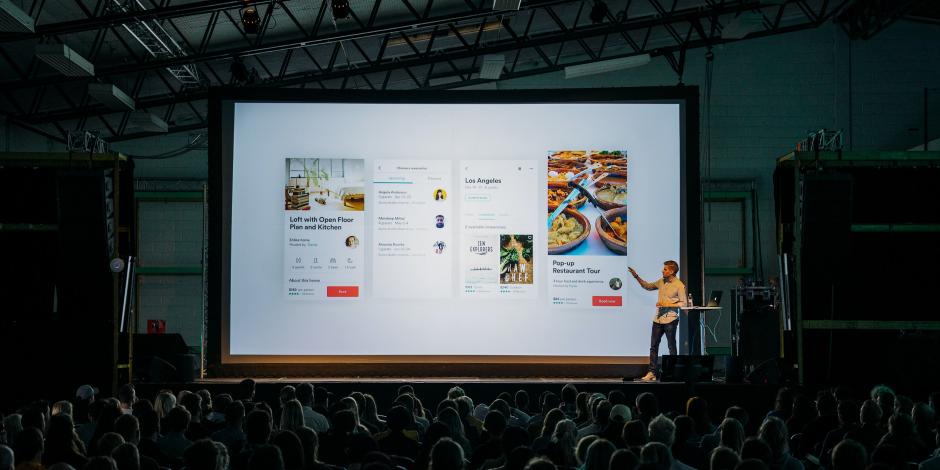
top-left (679, 306), bottom-right (723, 355)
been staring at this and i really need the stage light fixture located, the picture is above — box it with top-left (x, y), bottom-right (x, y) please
top-left (35, 43), bottom-right (95, 76)
top-left (87, 83), bottom-right (135, 111)
top-left (589, 1), bottom-right (609, 24)
top-left (564, 53), bottom-right (651, 79)
top-left (241, 6), bottom-right (260, 34)
top-left (331, 0), bottom-right (350, 20)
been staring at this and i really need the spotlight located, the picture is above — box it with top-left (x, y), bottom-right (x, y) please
top-left (589, 1), bottom-right (609, 24)
top-left (331, 0), bottom-right (350, 20)
top-left (241, 6), bottom-right (260, 34)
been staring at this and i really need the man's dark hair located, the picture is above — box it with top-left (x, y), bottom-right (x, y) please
top-left (710, 446), bottom-right (740, 470)
top-left (740, 437), bottom-right (772, 465)
top-left (249, 445), bottom-right (285, 470)
top-left (272, 430), bottom-right (306, 470)
top-left (832, 439), bottom-right (867, 470)
top-left (213, 394), bottom-right (233, 414)
top-left (437, 399), bottom-right (458, 415)
top-left (663, 261), bottom-right (679, 275)
top-left (84, 456), bottom-right (119, 470)
top-left (118, 384), bottom-right (136, 406)
top-left (112, 442), bottom-right (140, 470)
top-left (734, 459), bottom-right (769, 470)
top-left (14, 427), bottom-right (43, 464)
top-left (279, 385), bottom-right (296, 405)
top-left (296, 383), bottom-right (314, 406)
top-left (238, 379), bottom-right (257, 401)
top-left (724, 406), bottom-right (749, 429)
top-left (431, 437), bottom-right (465, 470)
top-left (397, 385), bottom-right (415, 396)
top-left (542, 393), bottom-right (561, 414)
top-left (385, 406), bottom-right (412, 432)
top-left (245, 409), bottom-right (273, 445)
top-left (561, 384), bottom-right (578, 404)
top-left (314, 387), bottom-right (329, 406)
top-left (166, 406), bottom-right (191, 433)
top-left (483, 410), bottom-right (507, 438)
top-left (225, 400), bottom-right (246, 427)
top-left (180, 392), bottom-right (202, 420)
top-left (636, 393), bottom-right (659, 421)
top-left (114, 414), bottom-right (140, 444)
top-left (608, 390), bottom-right (627, 407)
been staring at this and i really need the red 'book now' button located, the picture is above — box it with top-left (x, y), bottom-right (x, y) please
top-left (327, 286), bottom-right (359, 297)
top-left (592, 296), bottom-right (622, 306)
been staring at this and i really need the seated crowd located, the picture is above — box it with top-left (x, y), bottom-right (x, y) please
top-left (0, 381), bottom-right (938, 470)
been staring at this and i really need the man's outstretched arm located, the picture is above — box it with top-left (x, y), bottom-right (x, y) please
top-left (627, 267), bottom-right (657, 291)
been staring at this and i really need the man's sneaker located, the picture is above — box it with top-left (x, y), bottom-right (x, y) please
top-left (638, 371), bottom-right (656, 382)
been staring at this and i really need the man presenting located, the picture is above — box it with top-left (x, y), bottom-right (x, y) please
top-left (628, 260), bottom-right (686, 382)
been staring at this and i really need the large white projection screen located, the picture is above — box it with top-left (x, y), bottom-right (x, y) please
top-left (215, 90), bottom-right (697, 374)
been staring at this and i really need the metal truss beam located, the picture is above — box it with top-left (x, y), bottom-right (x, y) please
top-left (10, 0), bottom-right (850, 140)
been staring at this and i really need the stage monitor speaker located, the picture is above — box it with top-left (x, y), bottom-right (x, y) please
top-left (660, 355), bottom-right (714, 382)
top-left (739, 306), bottom-right (780, 371)
top-left (132, 334), bottom-right (194, 382)
top-left (710, 355), bottom-right (742, 383)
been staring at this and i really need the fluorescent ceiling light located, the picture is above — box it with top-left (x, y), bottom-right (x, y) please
top-left (479, 54), bottom-right (505, 80)
top-left (35, 44), bottom-right (95, 77)
top-left (128, 112), bottom-right (168, 133)
top-left (564, 54), bottom-right (651, 79)
top-left (88, 83), bottom-right (135, 111)
top-left (0, 0), bottom-right (34, 33)
top-left (493, 0), bottom-right (521, 10)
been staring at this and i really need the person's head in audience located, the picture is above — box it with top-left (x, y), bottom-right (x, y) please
top-left (296, 383), bottom-right (314, 407)
top-left (165, 406), bottom-right (191, 436)
top-left (719, 417), bottom-right (745, 454)
top-left (859, 400), bottom-right (882, 427)
top-left (180, 392), bottom-right (203, 424)
top-left (46, 414), bottom-right (82, 455)
top-left (724, 407), bottom-right (749, 430)
top-left (271, 430), bottom-right (305, 470)
top-left (515, 390), bottom-right (530, 413)
top-left (608, 390), bottom-right (627, 407)
top-left (911, 402), bottom-right (934, 434)
top-left (636, 394), bottom-right (659, 424)
top-left (593, 400), bottom-right (612, 428)
top-left (772, 388), bottom-right (794, 417)
top-left (394, 394), bottom-right (416, 416)
top-left (733, 459), bottom-right (769, 470)
top-left (524, 457), bottom-right (557, 470)
top-left (893, 395), bottom-right (913, 418)
top-left (836, 400), bottom-right (860, 427)
top-left (294, 426), bottom-right (319, 466)
top-left (540, 409), bottom-right (565, 438)
top-left (245, 409), bottom-right (273, 446)
top-left (225, 400), bottom-right (245, 430)
top-left (113, 414), bottom-right (139, 445)
top-left (136, 408), bottom-right (158, 441)
top-left (501, 426), bottom-right (531, 460)
top-left (710, 446), bottom-right (740, 470)
top-left (541, 393), bottom-right (561, 416)
top-left (397, 385), bottom-right (415, 397)
top-left (248, 444), bottom-right (284, 470)
top-left (4, 414), bottom-right (23, 447)
top-left (686, 397), bottom-right (712, 434)
top-left (279, 386), bottom-right (297, 406)
top-left (497, 392), bottom-right (514, 405)
top-left (639, 442), bottom-right (671, 470)
top-left (561, 384), bottom-right (578, 408)
top-left (154, 392), bottom-right (176, 420)
top-left (447, 386), bottom-right (466, 400)
top-left (84, 456), bottom-right (118, 470)
top-left (672, 416), bottom-right (695, 450)
top-left (609, 448), bottom-right (639, 470)
top-left (483, 411), bottom-right (507, 440)
top-left (52, 401), bottom-right (73, 418)
top-left (456, 397), bottom-right (473, 420)
top-left (831, 439), bottom-right (867, 470)
top-left (331, 409), bottom-right (358, 436)
top-left (622, 420), bottom-right (648, 449)
top-left (111, 442), bottom-right (139, 470)
top-left (213, 441), bottom-right (229, 470)
top-left (583, 438), bottom-right (616, 470)
top-left (575, 393), bottom-right (591, 422)
top-left (385, 406), bottom-right (412, 433)
top-left (430, 437), bottom-right (464, 470)
top-left (96, 432), bottom-right (125, 457)
top-left (21, 407), bottom-right (45, 436)
top-left (886, 412), bottom-right (914, 438)
top-left (576, 435), bottom-right (599, 466)
top-left (0, 445), bottom-right (12, 470)
top-left (236, 379), bottom-right (255, 402)
top-left (14, 427), bottom-right (43, 466)
top-left (117, 384), bottom-right (136, 412)
top-left (212, 394), bottom-right (232, 417)
top-left (740, 437), bottom-right (772, 465)
top-left (647, 415), bottom-right (675, 447)
top-left (437, 408), bottom-right (467, 443)
top-left (280, 399), bottom-right (305, 432)
top-left (196, 390), bottom-right (212, 416)
top-left (314, 387), bottom-right (329, 409)
top-left (758, 417), bottom-right (790, 461)
top-left (490, 399), bottom-right (512, 424)
top-left (869, 385), bottom-right (895, 419)
top-left (130, 399), bottom-right (152, 420)
top-left (816, 391), bottom-right (837, 418)
top-left (437, 399), bottom-right (458, 416)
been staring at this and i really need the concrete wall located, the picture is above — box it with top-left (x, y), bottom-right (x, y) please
top-left (3, 20), bottom-right (938, 352)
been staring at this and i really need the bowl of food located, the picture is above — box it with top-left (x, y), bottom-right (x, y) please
top-left (548, 207), bottom-right (590, 255)
top-left (547, 187), bottom-right (586, 208)
top-left (594, 183), bottom-right (627, 210)
top-left (596, 207), bottom-right (627, 255)
top-left (549, 150), bottom-right (588, 162)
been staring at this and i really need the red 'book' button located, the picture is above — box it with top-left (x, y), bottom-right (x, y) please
top-left (327, 286), bottom-right (359, 297)
top-left (592, 296), bottom-right (622, 306)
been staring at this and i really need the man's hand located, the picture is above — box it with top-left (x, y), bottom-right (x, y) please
top-left (628, 267), bottom-right (638, 278)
